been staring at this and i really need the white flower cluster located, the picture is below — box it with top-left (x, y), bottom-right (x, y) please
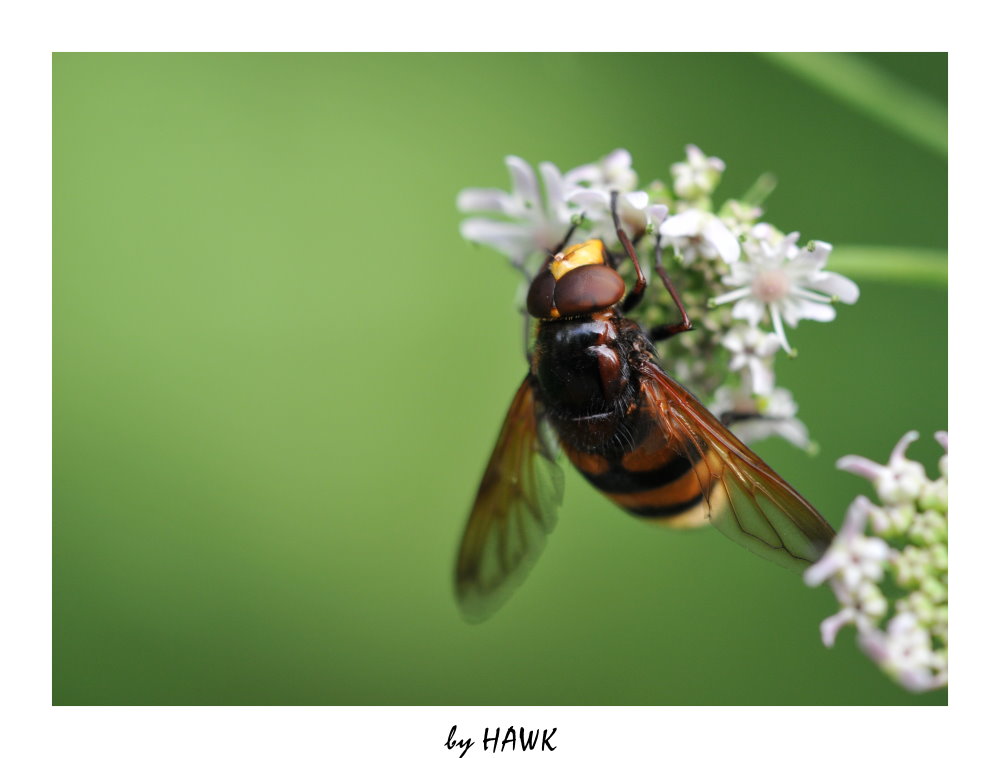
top-left (805, 432), bottom-right (948, 693)
top-left (457, 146), bottom-right (859, 451)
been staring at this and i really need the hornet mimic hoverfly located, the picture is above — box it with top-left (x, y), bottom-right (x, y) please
top-left (455, 192), bottom-right (834, 621)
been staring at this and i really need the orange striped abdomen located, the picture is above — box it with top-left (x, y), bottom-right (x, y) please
top-left (563, 413), bottom-right (719, 529)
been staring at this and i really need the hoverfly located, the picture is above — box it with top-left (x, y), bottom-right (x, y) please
top-left (455, 192), bottom-right (835, 621)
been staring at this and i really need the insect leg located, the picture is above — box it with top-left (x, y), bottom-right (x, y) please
top-left (648, 233), bottom-right (694, 342)
top-left (607, 229), bottom-right (647, 272)
top-left (611, 190), bottom-right (648, 312)
top-left (549, 216), bottom-right (583, 257)
top-left (518, 218), bottom-right (586, 282)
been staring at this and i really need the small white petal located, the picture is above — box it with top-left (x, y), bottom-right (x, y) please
top-left (810, 271), bottom-right (860, 304)
top-left (764, 387), bottom-right (797, 416)
top-left (605, 148), bottom-right (632, 172)
top-left (623, 190), bottom-right (649, 210)
top-left (703, 216), bottom-right (741, 263)
top-left (759, 332), bottom-right (782, 355)
top-left (648, 204), bottom-right (669, 225)
top-left (934, 431), bottom-right (948, 452)
top-left (769, 303), bottom-right (792, 352)
top-left (685, 144), bottom-right (706, 163)
top-left (837, 455), bottom-right (885, 482)
top-left (780, 232), bottom-right (801, 258)
top-left (819, 608), bottom-right (857, 647)
top-left (791, 299), bottom-right (837, 323)
top-left (457, 188), bottom-right (509, 213)
top-left (713, 286), bottom-right (752, 306)
top-left (732, 298), bottom-right (765, 326)
top-left (505, 155), bottom-right (538, 203)
top-left (890, 431), bottom-right (920, 465)
top-left (722, 262), bottom-right (754, 287)
top-left (857, 626), bottom-right (889, 662)
top-left (899, 668), bottom-right (938, 693)
top-left (719, 328), bottom-right (745, 352)
top-left (539, 161), bottom-right (571, 222)
top-left (659, 209), bottom-right (702, 238)
top-left (566, 188), bottom-right (609, 207)
top-left (843, 496), bottom-right (876, 535)
top-left (459, 218), bottom-right (534, 260)
top-left (750, 223), bottom-right (778, 244)
top-left (563, 162), bottom-right (601, 186)
top-left (749, 360), bottom-right (775, 395)
top-left (788, 286), bottom-right (834, 305)
top-left (797, 240), bottom-right (833, 270)
top-left (804, 553), bottom-right (839, 587)
top-left (565, 148), bottom-right (636, 192)
top-left (774, 418), bottom-right (810, 449)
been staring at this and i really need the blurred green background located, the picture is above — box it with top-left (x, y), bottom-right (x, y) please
top-left (53, 53), bottom-right (946, 705)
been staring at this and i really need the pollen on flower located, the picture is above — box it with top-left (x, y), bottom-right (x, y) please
top-left (750, 269), bottom-right (791, 303)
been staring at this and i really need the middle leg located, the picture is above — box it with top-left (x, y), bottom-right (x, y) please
top-left (611, 190), bottom-right (648, 313)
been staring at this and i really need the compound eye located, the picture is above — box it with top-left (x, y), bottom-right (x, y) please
top-left (553, 264), bottom-right (626, 316)
top-left (526, 269), bottom-right (557, 318)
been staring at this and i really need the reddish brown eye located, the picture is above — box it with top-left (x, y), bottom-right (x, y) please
top-left (526, 269), bottom-right (557, 318)
top-left (553, 264), bottom-right (626, 316)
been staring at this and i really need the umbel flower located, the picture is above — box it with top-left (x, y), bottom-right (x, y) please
top-left (457, 155), bottom-right (573, 269)
top-left (671, 144), bottom-right (725, 200)
top-left (715, 233), bottom-right (860, 353)
top-left (569, 188), bottom-right (668, 246)
top-left (456, 145), bottom-right (859, 452)
top-left (709, 385), bottom-right (811, 450)
top-left (719, 325), bottom-right (782, 394)
top-left (806, 432), bottom-right (948, 693)
top-left (660, 209), bottom-right (740, 265)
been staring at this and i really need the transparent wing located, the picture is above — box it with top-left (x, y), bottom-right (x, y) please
top-left (638, 362), bottom-right (834, 570)
top-left (454, 375), bottom-right (564, 622)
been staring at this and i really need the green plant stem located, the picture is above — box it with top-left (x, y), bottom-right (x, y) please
top-left (833, 246), bottom-right (946, 287)
top-left (760, 53), bottom-right (947, 159)
top-left (741, 172), bottom-right (778, 207)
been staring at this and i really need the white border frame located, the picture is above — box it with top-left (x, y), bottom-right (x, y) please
top-left (5, 3), bottom-right (991, 755)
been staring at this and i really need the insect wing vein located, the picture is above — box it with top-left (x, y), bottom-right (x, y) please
top-left (638, 362), bottom-right (834, 571)
top-left (454, 376), bottom-right (564, 621)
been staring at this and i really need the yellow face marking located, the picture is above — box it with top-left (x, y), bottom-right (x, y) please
top-left (550, 239), bottom-right (605, 281)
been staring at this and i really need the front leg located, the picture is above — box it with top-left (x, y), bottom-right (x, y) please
top-left (586, 344), bottom-right (625, 403)
top-left (587, 318), bottom-right (627, 403)
top-left (611, 191), bottom-right (648, 313)
top-left (648, 234), bottom-right (694, 343)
